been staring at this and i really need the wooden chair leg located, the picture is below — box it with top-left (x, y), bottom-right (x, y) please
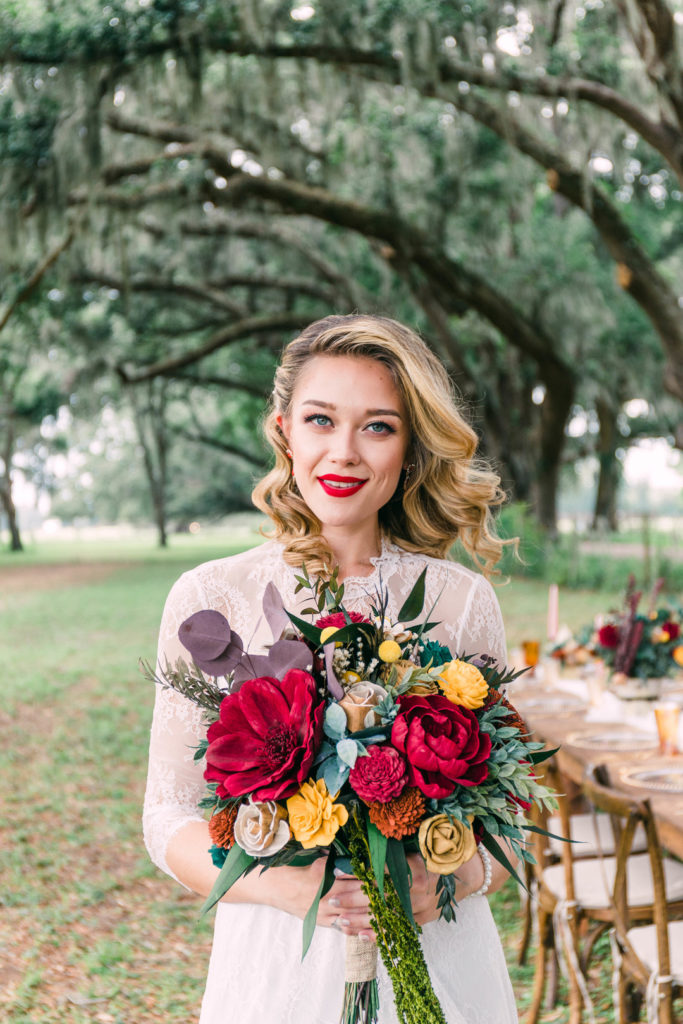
top-left (518, 884), bottom-right (533, 965)
top-left (525, 907), bottom-right (550, 1024)
top-left (545, 949), bottom-right (559, 1009)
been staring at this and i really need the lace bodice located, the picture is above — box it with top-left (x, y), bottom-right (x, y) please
top-left (143, 538), bottom-right (507, 880)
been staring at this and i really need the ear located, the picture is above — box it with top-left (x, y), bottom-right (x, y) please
top-left (276, 413), bottom-right (289, 440)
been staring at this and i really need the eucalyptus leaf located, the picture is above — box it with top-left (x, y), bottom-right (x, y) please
top-left (336, 737), bottom-right (360, 768)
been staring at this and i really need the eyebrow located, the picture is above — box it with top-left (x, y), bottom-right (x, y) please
top-left (301, 400), bottom-right (402, 418)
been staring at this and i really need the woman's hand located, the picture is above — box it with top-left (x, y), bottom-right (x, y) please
top-left (267, 861), bottom-right (373, 938)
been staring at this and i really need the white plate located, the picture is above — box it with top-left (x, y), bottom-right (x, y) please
top-left (620, 768), bottom-right (683, 792)
top-left (566, 730), bottom-right (657, 751)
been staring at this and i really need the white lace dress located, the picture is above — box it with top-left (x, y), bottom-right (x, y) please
top-left (143, 538), bottom-right (519, 1024)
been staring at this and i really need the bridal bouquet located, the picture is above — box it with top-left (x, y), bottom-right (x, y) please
top-left (144, 567), bottom-right (557, 1024)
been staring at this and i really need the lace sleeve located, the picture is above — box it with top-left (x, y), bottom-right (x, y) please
top-left (142, 571), bottom-right (210, 883)
top-left (458, 575), bottom-right (508, 669)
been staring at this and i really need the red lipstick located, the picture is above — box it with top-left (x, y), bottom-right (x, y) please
top-left (318, 474), bottom-right (368, 497)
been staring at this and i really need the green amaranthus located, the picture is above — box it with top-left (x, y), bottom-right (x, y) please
top-left (346, 815), bottom-right (448, 1024)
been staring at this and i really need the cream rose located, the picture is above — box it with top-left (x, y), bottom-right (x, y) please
top-left (418, 814), bottom-right (477, 875)
top-left (339, 682), bottom-right (387, 732)
top-left (233, 799), bottom-right (290, 857)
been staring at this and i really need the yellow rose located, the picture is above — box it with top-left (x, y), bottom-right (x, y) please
top-left (437, 659), bottom-right (489, 709)
top-left (673, 645), bottom-right (683, 668)
top-left (286, 779), bottom-right (349, 849)
top-left (418, 815), bottom-right (477, 875)
top-left (651, 628), bottom-right (668, 644)
top-left (378, 639), bottom-right (402, 663)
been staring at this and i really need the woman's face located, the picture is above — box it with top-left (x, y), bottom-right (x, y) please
top-left (280, 355), bottom-right (410, 540)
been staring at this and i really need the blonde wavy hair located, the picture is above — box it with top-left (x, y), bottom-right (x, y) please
top-left (252, 314), bottom-right (508, 577)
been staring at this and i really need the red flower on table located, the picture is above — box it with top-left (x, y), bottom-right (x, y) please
top-left (204, 669), bottom-right (324, 801)
top-left (663, 621), bottom-right (680, 642)
top-left (598, 624), bottom-right (620, 648)
top-left (349, 745), bottom-right (408, 804)
top-left (390, 694), bottom-right (491, 800)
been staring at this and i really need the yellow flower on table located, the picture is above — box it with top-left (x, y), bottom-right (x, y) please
top-left (286, 778), bottom-right (349, 848)
top-left (437, 659), bottom-right (489, 710)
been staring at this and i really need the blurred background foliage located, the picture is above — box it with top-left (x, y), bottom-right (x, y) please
top-left (0, 0), bottom-right (681, 566)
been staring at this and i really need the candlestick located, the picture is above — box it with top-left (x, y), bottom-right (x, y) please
top-left (547, 583), bottom-right (559, 642)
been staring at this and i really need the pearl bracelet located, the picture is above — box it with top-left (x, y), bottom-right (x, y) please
top-left (466, 845), bottom-right (492, 899)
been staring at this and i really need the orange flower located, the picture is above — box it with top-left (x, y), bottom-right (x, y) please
top-left (673, 646), bottom-right (683, 668)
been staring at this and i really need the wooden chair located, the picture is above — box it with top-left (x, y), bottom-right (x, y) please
top-left (518, 770), bottom-right (647, 967)
top-left (525, 760), bottom-right (683, 1024)
top-left (582, 770), bottom-right (683, 1024)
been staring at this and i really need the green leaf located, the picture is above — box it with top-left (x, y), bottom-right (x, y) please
top-left (528, 745), bottom-right (560, 765)
top-left (286, 610), bottom-right (322, 644)
top-left (302, 852), bottom-right (336, 959)
top-left (201, 844), bottom-right (254, 915)
top-left (367, 819), bottom-right (388, 900)
top-left (398, 567), bottom-right (428, 623)
top-left (480, 833), bottom-right (524, 890)
top-left (386, 838), bottom-right (416, 928)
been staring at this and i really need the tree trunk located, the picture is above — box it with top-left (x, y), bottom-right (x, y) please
top-left (532, 370), bottom-right (576, 535)
top-left (591, 397), bottom-right (621, 532)
top-left (0, 417), bottom-right (23, 551)
top-left (129, 381), bottom-right (169, 548)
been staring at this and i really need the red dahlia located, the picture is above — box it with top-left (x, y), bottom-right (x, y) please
top-left (349, 745), bottom-right (408, 804)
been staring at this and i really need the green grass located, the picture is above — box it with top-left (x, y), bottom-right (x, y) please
top-left (0, 535), bottom-right (627, 1022)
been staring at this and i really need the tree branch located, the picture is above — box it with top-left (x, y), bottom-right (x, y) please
top-left (71, 269), bottom-right (245, 317)
top-left (117, 311), bottom-right (317, 382)
top-left (0, 230), bottom-right (75, 334)
top-left (172, 426), bottom-right (267, 468)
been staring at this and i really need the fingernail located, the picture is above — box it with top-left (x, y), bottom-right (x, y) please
top-left (328, 897), bottom-right (340, 907)
top-left (340, 918), bottom-right (350, 927)
top-left (359, 934), bottom-right (371, 942)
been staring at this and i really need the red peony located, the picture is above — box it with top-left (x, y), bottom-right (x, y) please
top-left (663, 621), bottom-right (680, 641)
top-left (315, 611), bottom-right (371, 629)
top-left (204, 669), bottom-right (324, 801)
top-left (598, 624), bottom-right (620, 648)
top-left (391, 694), bottom-right (491, 799)
top-left (349, 745), bottom-right (408, 804)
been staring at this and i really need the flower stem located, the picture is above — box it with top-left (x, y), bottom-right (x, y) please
top-left (347, 817), bottom-right (447, 1024)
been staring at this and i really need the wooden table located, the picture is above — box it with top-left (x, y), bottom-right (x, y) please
top-left (513, 684), bottom-right (683, 859)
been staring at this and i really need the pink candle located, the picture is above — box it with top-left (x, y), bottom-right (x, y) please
top-left (547, 584), bottom-right (559, 642)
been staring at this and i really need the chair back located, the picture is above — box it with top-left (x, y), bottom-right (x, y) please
top-left (581, 767), bottom-right (671, 981)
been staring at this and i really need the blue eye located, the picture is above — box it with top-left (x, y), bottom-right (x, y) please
top-left (366, 421), bottom-right (395, 435)
top-left (304, 413), bottom-right (331, 427)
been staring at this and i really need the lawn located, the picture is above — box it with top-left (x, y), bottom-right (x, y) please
top-left (0, 533), bottom-right (625, 1023)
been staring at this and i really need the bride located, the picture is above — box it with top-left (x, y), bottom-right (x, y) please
top-left (143, 314), bottom-right (519, 1023)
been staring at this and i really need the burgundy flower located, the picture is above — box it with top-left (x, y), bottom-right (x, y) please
top-left (349, 745), bottom-right (408, 804)
top-left (391, 695), bottom-right (491, 799)
top-left (204, 669), bottom-right (324, 801)
top-left (598, 624), bottom-right (620, 649)
top-left (663, 621), bottom-right (680, 641)
top-left (315, 611), bottom-right (371, 629)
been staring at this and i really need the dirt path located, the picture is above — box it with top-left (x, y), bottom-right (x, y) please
top-left (0, 561), bottom-right (132, 594)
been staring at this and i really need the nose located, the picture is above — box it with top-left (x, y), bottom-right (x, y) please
top-left (327, 426), bottom-right (360, 465)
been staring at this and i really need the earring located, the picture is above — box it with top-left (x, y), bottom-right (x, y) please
top-left (404, 462), bottom-right (416, 483)
top-left (285, 448), bottom-right (293, 459)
